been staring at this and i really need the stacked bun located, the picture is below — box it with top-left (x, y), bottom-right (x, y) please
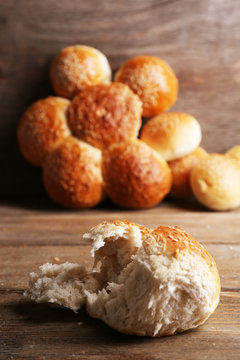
top-left (17, 45), bottom-right (240, 211)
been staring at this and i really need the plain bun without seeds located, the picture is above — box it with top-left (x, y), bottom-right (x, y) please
top-left (190, 154), bottom-right (240, 211)
top-left (140, 112), bottom-right (202, 161)
top-left (26, 220), bottom-right (220, 337)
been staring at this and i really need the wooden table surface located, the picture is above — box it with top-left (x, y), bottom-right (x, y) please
top-left (1, 199), bottom-right (240, 359)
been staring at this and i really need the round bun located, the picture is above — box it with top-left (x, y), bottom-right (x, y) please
top-left (43, 137), bottom-right (104, 208)
top-left (69, 82), bottom-right (142, 149)
top-left (86, 221), bottom-right (220, 336)
top-left (226, 145), bottom-right (240, 164)
top-left (17, 97), bottom-right (71, 166)
top-left (27, 220), bottom-right (220, 337)
top-left (190, 154), bottom-right (240, 210)
top-left (114, 55), bottom-right (178, 117)
top-left (140, 112), bottom-right (202, 161)
top-left (50, 45), bottom-right (111, 99)
top-left (102, 139), bottom-right (172, 208)
top-left (168, 147), bottom-right (208, 199)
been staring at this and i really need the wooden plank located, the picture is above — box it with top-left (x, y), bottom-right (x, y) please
top-left (0, 244), bottom-right (239, 291)
top-left (0, 201), bottom-right (240, 359)
top-left (0, 292), bottom-right (239, 360)
top-left (1, 200), bottom-right (240, 245)
top-left (1, 0), bottom-right (240, 196)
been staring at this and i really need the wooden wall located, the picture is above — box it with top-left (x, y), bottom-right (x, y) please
top-left (1, 0), bottom-right (240, 197)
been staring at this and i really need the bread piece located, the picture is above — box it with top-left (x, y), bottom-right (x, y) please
top-left (68, 82), bottom-right (142, 149)
top-left (25, 262), bottom-right (97, 312)
top-left (168, 147), bottom-right (208, 199)
top-left (26, 220), bottom-right (220, 337)
top-left (43, 137), bottom-right (104, 208)
top-left (114, 55), bottom-right (178, 117)
top-left (17, 97), bottom-right (71, 166)
top-left (190, 154), bottom-right (240, 210)
top-left (102, 139), bottom-right (172, 208)
top-left (86, 223), bottom-right (220, 337)
top-left (140, 112), bottom-right (202, 161)
top-left (50, 45), bottom-right (111, 98)
top-left (226, 145), bottom-right (240, 164)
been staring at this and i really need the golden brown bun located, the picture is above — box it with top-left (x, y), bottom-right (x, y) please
top-left (69, 82), bottom-right (142, 149)
top-left (190, 154), bottom-right (240, 211)
top-left (114, 55), bottom-right (178, 117)
top-left (225, 145), bottom-right (240, 164)
top-left (50, 45), bottom-right (111, 99)
top-left (168, 147), bottom-right (208, 199)
top-left (17, 97), bottom-right (71, 166)
top-left (43, 137), bottom-right (104, 208)
top-left (140, 112), bottom-right (202, 161)
top-left (102, 139), bottom-right (172, 208)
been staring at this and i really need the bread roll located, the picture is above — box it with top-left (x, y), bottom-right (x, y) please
top-left (168, 147), bottom-right (208, 199)
top-left (114, 55), bottom-right (178, 117)
top-left (43, 137), bottom-right (104, 208)
top-left (26, 220), bottom-right (220, 337)
top-left (17, 97), bottom-right (71, 166)
top-left (140, 112), bottom-right (202, 161)
top-left (69, 82), bottom-right (142, 149)
top-left (102, 140), bottom-right (172, 208)
top-left (50, 45), bottom-right (111, 98)
top-left (226, 145), bottom-right (240, 164)
top-left (190, 154), bottom-right (240, 210)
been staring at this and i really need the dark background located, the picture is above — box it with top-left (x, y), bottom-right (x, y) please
top-left (1, 0), bottom-right (240, 198)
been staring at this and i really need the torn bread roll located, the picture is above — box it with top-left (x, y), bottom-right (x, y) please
top-left (26, 220), bottom-right (220, 337)
top-left (17, 97), bottom-right (71, 166)
top-left (43, 137), bottom-right (104, 208)
top-left (50, 45), bottom-right (111, 99)
top-left (190, 154), bottom-right (240, 211)
top-left (168, 147), bottom-right (208, 199)
top-left (102, 140), bottom-right (172, 208)
top-left (68, 82), bottom-right (142, 149)
top-left (114, 55), bottom-right (178, 117)
top-left (140, 112), bottom-right (202, 161)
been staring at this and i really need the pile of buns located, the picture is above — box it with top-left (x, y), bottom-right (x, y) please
top-left (17, 45), bottom-right (240, 211)
top-left (26, 220), bottom-right (220, 337)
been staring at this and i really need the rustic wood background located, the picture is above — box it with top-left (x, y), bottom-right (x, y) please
top-left (1, 0), bottom-right (240, 198)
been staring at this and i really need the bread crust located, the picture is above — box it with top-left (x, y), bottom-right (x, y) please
top-left (102, 139), bottom-right (172, 208)
top-left (43, 137), bottom-right (104, 208)
top-left (140, 112), bottom-right (202, 161)
top-left (168, 147), bottom-right (208, 199)
top-left (190, 154), bottom-right (240, 210)
top-left (17, 97), bottom-right (71, 166)
top-left (69, 82), bottom-right (142, 149)
top-left (115, 55), bottom-right (178, 117)
top-left (50, 45), bottom-right (111, 98)
top-left (226, 145), bottom-right (240, 164)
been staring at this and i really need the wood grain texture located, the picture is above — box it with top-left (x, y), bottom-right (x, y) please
top-left (1, 0), bottom-right (240, 197)
top-left (0, 200), bottom-right (240, 359)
